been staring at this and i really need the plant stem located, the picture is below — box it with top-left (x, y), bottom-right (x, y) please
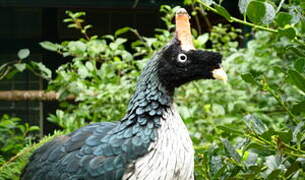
top-left (262, 77), bottom-right (297, 125)
top-left (191, 3), bottom-right (202, 34)
top-left (276, 0), bottom-right (286, 13)
top-left (197, 0), bottom-right (278, 33)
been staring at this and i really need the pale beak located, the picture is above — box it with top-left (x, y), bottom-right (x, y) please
top-left (212, 68), bottom-right (228, 82)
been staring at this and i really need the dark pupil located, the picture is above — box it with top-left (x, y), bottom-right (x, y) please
top-left (180, 55), bottom-right (186, 61)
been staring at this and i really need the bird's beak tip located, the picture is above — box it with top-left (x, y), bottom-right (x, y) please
top-left (212, 68), bottom-right (228, 83)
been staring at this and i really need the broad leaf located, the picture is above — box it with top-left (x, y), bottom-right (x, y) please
top-left (201, 0), bottom-right (214, 6)
top-left (241, 73), bottom-right (257, 85)
top-left (294, 58), bottom-right (305, 72)
top-left (40, 41), bottom-right (60, 52)
top-left (196, 33), bottom-right (209, 47)
top-left (292, 121), bottom-right (304, 143)
top-left (279, 27), bottom-right (296, 39)
top-left (246, 1), bottom-right (266, 24)
top-left (292, 101), bottom-right (305, 114)
top-left (28, 61), bottom-right (52, 80)
top-left (17, 49), bottom-right (30, 60)
top-left (14, 63), bottom-right (26, 72)
top-left (214, 5), bottom-right (231, 21)
top-left (287, 69), bottom-right (305, 93)
top-left (275, 12), bottom-right (292, 27)
top-left (246, 1), bottom-right (275, 24)
top-left (244, 115), bottom-right (267, 135)
top-left (115, 27), bottom-right (131, 37)
top-left (222, 138), bottom-right (241, 162)
top-left (261, 2), bottom-right (275, 24)
top-left (238, 0), bottom-right (251, 14)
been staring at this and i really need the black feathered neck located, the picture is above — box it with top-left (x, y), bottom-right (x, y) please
top-left (121, 51), bottom-right (174, 126)
top-left (104, 54), bottom-right (174, 160)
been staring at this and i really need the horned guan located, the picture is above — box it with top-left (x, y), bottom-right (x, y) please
top-left (22, 8), bottom-right (227, 180)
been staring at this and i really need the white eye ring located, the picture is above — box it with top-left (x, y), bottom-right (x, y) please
top-left (177, 53), bottom-right (187, 63)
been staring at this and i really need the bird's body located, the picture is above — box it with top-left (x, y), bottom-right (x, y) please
top-left (22, 8), bottom-right (227, 180)
top-left (123, 104), bottom-right (194, 180)
top-left (22, 51), bottom-right (195, 180)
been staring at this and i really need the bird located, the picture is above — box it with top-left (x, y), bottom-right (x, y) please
top-left (21, 8), bottom-right (227, 180)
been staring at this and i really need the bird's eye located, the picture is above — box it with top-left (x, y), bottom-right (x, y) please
top-left (177, 53), bottom-right (187, 63)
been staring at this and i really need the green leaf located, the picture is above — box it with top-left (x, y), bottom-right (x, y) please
top-left (275, 12), bottom-right (292, 27)
top-left (5, 69), bottom-right (18, 79)
top-left (28, 126), bottom-right (40, 132)
top-left (287, 69), bottom-right (305, 93)
top-left (278, 27), bottom-right (296, 39)
top-left (284, 161), bottom-right (300, 178)
top-left (14, 63), bottom-right (26, 72)
top-left (196, 33), bottom-right (209, 47)
top-left (261, 128), bottom-right (276, 141)
top-left (115, 27), bottom-right (131, 37)
top-left (265, 155), bottom-right (281, 170)
top-left (183, 0), bottom-right (192, 5)
top-left (216, 125), bottom-right (243, 135)
top-left (241, 73), bottom-right (257, 85)
top-left (292, 121), bottom-right (304, 143)
top-left (292, 101), bottom-right (305, 114)
top-left (28, 61), bottom-right (52, 80)
top-left (294, 58), bottom-right (305, 72)
top-left (297, 20), bottom-right (305, 34)
top-left (246, 1), bottom-right (266, 24)
top-left (267, 169), bottom-right (282, 179)
top-left (244, 115), bottom-right (267, 135)
top-left (214, 5), bottom-right (232, 21)
top-left (276, 130), bottom-right (292, 144)
top-left (287, 46), bottom-right (305, 57)
top-left (17, 49), bottom-right (30, 60)
top-left (238, 0), bottom-right (251, 14)
top-left (289, 5), bottom-right (302, 24)
top-left (39, 41), bottom-right (59, 52)
top-left (201, 0), bottom-right (214, 6)
top-left (222, 138), bottom-right (241, 162)
top-left (261, 2), bottom-right (275, 24)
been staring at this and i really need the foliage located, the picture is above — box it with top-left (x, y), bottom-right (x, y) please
top-left (0, 131), bottom-right (64, 180)
top-left (0, 114), bottom-right (39, 162)
top-left (0, 49), bottom-right (52, 80)
top-left (187, 0), bottom-right (305, 179)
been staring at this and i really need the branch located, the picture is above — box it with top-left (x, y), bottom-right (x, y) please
top-left (197, 0), bottom-right (278, 33)
top-left (0, 90), bottom-right (75, 101)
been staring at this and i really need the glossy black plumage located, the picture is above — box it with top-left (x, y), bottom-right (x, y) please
top-left (21, 38), bottom-right (223, 180)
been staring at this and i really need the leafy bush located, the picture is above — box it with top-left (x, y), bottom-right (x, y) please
top-left (0, 114), bottom-right (39, 162)
top-left (0, 49), bottom-right (51, 81)
top-left (0, 131), bottom-right (63, 180)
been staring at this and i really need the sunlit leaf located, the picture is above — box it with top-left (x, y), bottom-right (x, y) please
top-left (201, 0), bottom-right (214, 6)
top-left (261, 2), bottom-right (275, 24)
top-left (14, 63), bottom-right (26, 72)
top-left (115, 27), bottom-right (131, 37)
top-left (39, 41), bottom-right (59, 52)
top-left (244, 115), bottom-right (267, 135)
top-left (238, 0), bottom-right (251, 14)
top-left (17, 49), bottom-right (30, 60)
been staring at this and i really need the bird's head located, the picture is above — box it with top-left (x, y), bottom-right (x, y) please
top-left (156, 8), bottom-right (227, 89)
